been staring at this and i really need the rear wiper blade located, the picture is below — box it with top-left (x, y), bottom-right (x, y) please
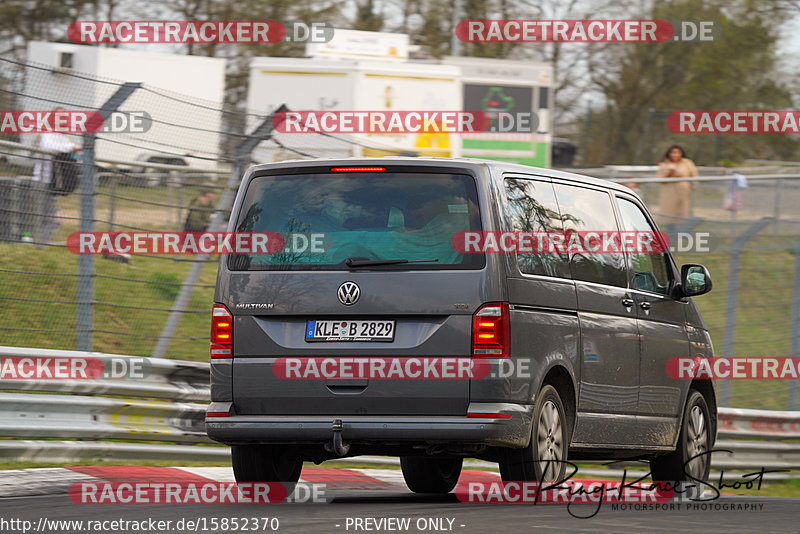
top-left (344, 257), bottom-right (439, 268)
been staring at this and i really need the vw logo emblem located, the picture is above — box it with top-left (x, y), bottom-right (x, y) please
top-left (337, 281), bottom-right (360, 306)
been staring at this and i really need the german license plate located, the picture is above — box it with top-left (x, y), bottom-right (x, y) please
top-left (305, 320), bottom-right (395, 342)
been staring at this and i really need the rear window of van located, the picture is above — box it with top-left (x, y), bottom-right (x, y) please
top-left (228, 172), bottom-right (484, 271)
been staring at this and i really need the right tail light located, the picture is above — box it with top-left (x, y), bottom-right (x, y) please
top-left (472, 302), bottom-right (510, 358)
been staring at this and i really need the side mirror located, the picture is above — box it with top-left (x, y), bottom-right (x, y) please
top-left (680, 264), bottom-right (712, 297)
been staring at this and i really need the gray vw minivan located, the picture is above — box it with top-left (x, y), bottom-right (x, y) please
top-left (206, 157), bottom-right (716, 492)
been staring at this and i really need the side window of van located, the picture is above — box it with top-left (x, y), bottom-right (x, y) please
top-left (552, 183), bottom-right (627, 288)
top-left (504, 178), bottom-right (570, 278)
top-left (616, 197), bottom-right (672, 295)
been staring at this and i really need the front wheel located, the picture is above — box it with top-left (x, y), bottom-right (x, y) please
top-left (400, 456), bottom-right (463, 493)
top-left (499, 384), bottom-right (568, 482)
top-left (231, 444), bottom-right (302, 483)
top-left (650, 389), bottom-right (713, 485)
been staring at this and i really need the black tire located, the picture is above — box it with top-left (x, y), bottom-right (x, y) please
top-left (231, 445), bottom-right (302, 483)
top-left (650, 389), bottom-right (712, 485)
top-left (400, 456), bottom-right (463, 493)
top-left (500, 384), bottom-right (568, 482)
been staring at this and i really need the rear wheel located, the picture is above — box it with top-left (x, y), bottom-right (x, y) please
top-left (231, 445), bottom-right (302, 483)
top-left (400, 456), bottom-right (463, 493)
top-left (650, 389), bottom-right (712, 485)
top-left (500, 384), bottom-right (568, 482)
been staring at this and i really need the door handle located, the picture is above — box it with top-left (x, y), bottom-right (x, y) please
top-left (640, 301), bottom-right (652, 310)
top-left (621, 298), bottom-right (634, 307)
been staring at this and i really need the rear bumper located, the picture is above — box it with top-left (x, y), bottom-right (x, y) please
top-left (205, 402), bottom-right (533, 448)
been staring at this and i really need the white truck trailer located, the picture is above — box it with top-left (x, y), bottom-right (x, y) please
top-left (247, 55), bottom-right (463, 163)
top-left (23, 41), bottom-right (227, 171)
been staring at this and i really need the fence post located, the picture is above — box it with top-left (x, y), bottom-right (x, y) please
top-left (774, 179), bottom-right (782, 221)
top-left (719, 217), bottom-right (773, 407)
top-left (151, 105), bottom-right (287, 358)
top-left (173, 171), bottom-right (181, 231)
top-left (108, 174), bottom-right (117, 232)
top-left (76, 82), bottom-right (140, 351)
top-left (789, 235), bottom-right (800, 410)
top-left (667, 217), bottom-right (703, 252)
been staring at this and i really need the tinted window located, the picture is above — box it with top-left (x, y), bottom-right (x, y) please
top-left (617, 197), bottom-right (671, 295)
top-left (229, 172), bottom-right (483, 270)
top-left (538, 87), bottom-right (549, 109)
top-left (552, 183), bottom-right (627, 287)
top-left (504, 178), bottom-right (569, 278)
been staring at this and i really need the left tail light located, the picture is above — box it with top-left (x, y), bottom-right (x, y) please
top-left (210, 303), bottom-right (232, 359)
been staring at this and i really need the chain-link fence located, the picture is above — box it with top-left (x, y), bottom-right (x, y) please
top-left (0, 55), bottom-right (410, 363)
top-left (2, 56), bottom-right (800, 410)
top-left (601, 171), bottom-right (800, 411)
top-left (0, 55), bottom-right (238, 363)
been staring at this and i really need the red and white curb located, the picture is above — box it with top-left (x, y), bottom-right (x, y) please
top-left (0, 466), bottom-right (411, 498)
top-left (0, 465), bottom-right (677, 502)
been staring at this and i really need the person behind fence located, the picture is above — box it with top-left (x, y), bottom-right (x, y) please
top-left (657, 144), bottom-right (698, 229)
top-left (183, 190), bottom-right (218, 232)
top-left (31, 107), bottom-right (81, 249)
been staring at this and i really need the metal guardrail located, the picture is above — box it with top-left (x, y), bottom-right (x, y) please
top-left (0, 392), bottom-right (207, 443)
top-left (719, 406), bottom-right (800, 440)
top-left (0, 440), bottom-right (228, 463)
top-left (0, 346), bottom-right (209, 401)
top-left (0, 346), bottom-right (798, 477)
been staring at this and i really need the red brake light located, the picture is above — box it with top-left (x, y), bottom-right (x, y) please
top-left (467, 412), bottom-right (512, 419)
top-left (472, 302), bottom-right (510, 358)
top-left (331, 166), bottom-right (386, 172)
top-left (211, 304), bottom-right (232, 359)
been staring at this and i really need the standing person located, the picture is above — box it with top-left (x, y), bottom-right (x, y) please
top-left (657, 144), bottom-right (698, 230)
top-left (183, 190), bottom-right (218, 232)
top-left (32, 108), bottom-right (81, 249)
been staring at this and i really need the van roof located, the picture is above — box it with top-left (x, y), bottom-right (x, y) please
top-left (246, 157), bottom-right (631, 194)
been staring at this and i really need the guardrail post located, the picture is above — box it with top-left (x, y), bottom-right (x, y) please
top-left (720, 217), bottom-right (774, 406)
top-left (77, 82), bottom-right (140, 351)
top-left (151, 105), bottom-right (287, 358)
top-left (789, 235), bottom-right (800, 410)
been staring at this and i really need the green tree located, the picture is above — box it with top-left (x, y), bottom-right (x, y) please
top-left (584, 0), bottom-right (795, 165)
top-left (354, 0), bottom-right (384, 31)
top-left (401, 0), bottom-right (519, 58)
top-left (0, 0), bottom-right (95, 55)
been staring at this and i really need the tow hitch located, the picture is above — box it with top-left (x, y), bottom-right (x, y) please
top-left (325, 419), bottom-right (350, 456)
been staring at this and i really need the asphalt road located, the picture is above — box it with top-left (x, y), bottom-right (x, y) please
top-left (0, 491), bottom-right (795, 534)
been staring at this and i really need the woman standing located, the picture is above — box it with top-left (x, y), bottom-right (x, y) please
top-left (657, 144), bottom-right (698, 227)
